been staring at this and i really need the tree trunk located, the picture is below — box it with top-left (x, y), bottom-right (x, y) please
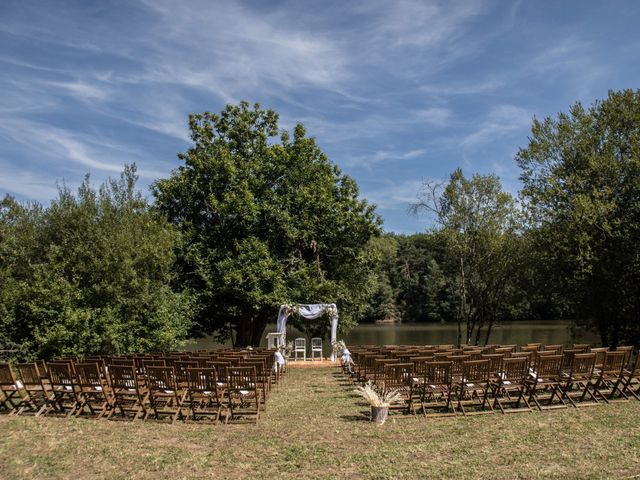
top-left (458, 256), bottom-right (465, 347)
top-left (484, 319), bottom-right (494, 346)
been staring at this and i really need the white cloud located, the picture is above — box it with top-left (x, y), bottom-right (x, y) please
top-left (462, 105), bottom-right (532, 147)
top-left (346, 148), bottom-right (426, 167)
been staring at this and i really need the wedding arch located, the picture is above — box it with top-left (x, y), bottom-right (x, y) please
top-left (275, 303), bottom-right (339, 359)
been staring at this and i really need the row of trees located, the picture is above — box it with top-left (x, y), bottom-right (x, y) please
top-left (1, 103), bottom-right (380, 359)
top-left (365, 90), bottom-right (640, 349)
top-left (1, 91), bottom-right (639, 358)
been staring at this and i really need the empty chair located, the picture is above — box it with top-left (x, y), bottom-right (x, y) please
top-left (0, 363), bottom-right (28, 414)
top-left (145, 366), bottom-right (186, 423)
top-left (46, 362), bottom-right (82, 416)
top-left (453, 359), bottom-right (494, 416)
top-left (527, 355), bottom-right (565, 410)
top-left (107, 365), bottom-right (148, 421)
top-left (15, 363), bottom-right (51, 416)
top-left (75, 362), bottom-right (112, 418)
top-left (590, 351), bottom-right (628, 403)
top-left (491, 357), bottom-right (532, 414)
top-left (560, 353), bottom-right (597, 407)
top-left (187, 368), bottom-right (227, 422)
top-left (415, 361), bottom-right (454, 417)
top-left (311, 337), bottom-right (323, 361)
top-left (294, 338), bottom-right (306, 361)
top-left (227, 366), bottom-right (260, 424)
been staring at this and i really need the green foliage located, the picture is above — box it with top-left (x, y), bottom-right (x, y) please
top-left (410, 169), bottom-right (523, 344)
top-left (517, 89), bottom-right (640, 347)
top-left (153, 102), bottom-right (381, 346)
top-left (0, 166), bottom-right (192, 359)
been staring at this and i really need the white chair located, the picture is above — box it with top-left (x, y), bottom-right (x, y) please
top-left (311, 337), bottom-right (323, 361)
top-left (294, 338), bottom-right (306, 361)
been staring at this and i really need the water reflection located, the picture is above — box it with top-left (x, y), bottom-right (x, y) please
top-left (188, 320), bottom-right (599, 354)
top-left (343, 321), bottom-right (599, 347)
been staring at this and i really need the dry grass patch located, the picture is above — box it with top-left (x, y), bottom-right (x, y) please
top-left (1, 367), bottom-right (639, 479)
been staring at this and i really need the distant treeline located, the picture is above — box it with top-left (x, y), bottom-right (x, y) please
top-left (362, 231), bottom-right (568, 328)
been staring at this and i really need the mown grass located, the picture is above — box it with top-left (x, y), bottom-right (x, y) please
top-left (1, 367), bottom-right (639, 479)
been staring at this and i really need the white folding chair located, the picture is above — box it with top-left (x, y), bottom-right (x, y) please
top-left (311, 338), bottom-right (323, 361)
top-left (294, 338), bottom-right (306, 361)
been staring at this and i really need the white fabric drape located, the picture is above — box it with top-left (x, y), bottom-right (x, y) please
top-left (276, 304), bottom-right (339, 360)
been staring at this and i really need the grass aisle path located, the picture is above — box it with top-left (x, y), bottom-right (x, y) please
top-left (1, 367), bottom-right (640, 479)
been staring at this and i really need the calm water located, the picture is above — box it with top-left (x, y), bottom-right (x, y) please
top-left (188, 320), bottom-right (599, 355)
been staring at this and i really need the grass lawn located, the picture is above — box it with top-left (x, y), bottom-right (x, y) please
top-left (1, 367), bottom-right (639, 479)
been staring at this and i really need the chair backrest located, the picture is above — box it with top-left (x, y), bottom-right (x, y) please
top-left (311, 338), bottom-right (322, 348)
top-left (47, 362), bottom-right (75, 387)
top-left (146, 366), bottom-right (178, 392)
top-left (0, 363), bottom-right (17, 387)
top-left (187, 368), bottom-right (218, 392)
top-left (615, 345), bottom-right (634, 367)
top-left (535, 355), bottom-right (563, 377)
top-left (109, 365), bottom-right (138, 390)
top-left (501, 357), bottom-right (529, 383)
top-left (601, 351), bottom-right (627, 376)
top-left (16, 363), bottom-right (42, 386)
top-left (569, 353), bottom-right (596, 379)
top-left (572, 344), bottom-right (590, 353)
top-left (462, 359), bottom-right (490, 384)
top-left (228, 366), bottom-right (257, 391)
top-left (75, 363), bottom-right (104, 388)
top-left (294, 338), bottom-right (306, 349)
top-left (384, 363), bottom-right (413, 388)
top-left (424, 361), bottom-right (452, 385)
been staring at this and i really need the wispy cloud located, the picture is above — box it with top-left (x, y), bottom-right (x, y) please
top-left (462, 105), bottom-right (532, 147)
top-left (346, 148), bottom-right (426, 168)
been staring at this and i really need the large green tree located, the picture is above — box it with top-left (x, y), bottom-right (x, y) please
top-left (0, 166), bottom-right (192, 359)
top-left (153, 102), bottom-right (381, 346)
top-left (517, 89), bottom-right (640, 347)
top-left (412, 169), bottom-right (522, 345)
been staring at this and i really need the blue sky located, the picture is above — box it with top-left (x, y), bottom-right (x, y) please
top-left (1, 1), bottom-right (639, 232)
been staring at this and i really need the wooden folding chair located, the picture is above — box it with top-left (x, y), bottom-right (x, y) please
top-left (0, 363), bottom-right (29, 415)
top-left (416, 361), bottom-right (455, 417)
top-left (144, 366), bottom-right (187, 423)
top-left (45, 362), bottom-right (83, 416)
top-left (560, 353), bottom-right (598, 408)
top-left (619, 351), bottom-right (639, 400)
top-left (491, 357), bottom-right (532, 413)
top-left (241, 359), bottom-right (269, 408)
top-left (227, 366), bottom-right (260, 424)
top-left (106, 365), bottom-right (148, 421)
top-left (589, 351), bottom-right (628, 403)
top-left (15, 363), bottom-right (52, 416)
top-left (187, 367), bottom-right (228, 422)
top-left (382, 362), bottom-right (414, 413)
top-left (75, 362), bottom-right (113, 418)
top-left (527, 354), bottom-right (566, 410)
top-left (453, 359), bottom-right (494, 416)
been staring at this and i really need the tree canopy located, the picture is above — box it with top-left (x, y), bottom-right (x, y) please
top-left (411, 169), bottom-right (523, 344)
top-left (153, 102), bottom-right (381, 346)
top-left (517, 89), bottom-right (640, 347)
top-left (0, 166), bottom-right (192, 359)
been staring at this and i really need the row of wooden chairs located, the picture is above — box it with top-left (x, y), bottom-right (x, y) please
top-left (0, 349), bottom-right (283, 424)
top-left (344, 344), bottom-right (640, 417)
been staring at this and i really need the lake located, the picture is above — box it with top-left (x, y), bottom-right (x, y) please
top-left (188, 320), bottom-right (599, 355)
